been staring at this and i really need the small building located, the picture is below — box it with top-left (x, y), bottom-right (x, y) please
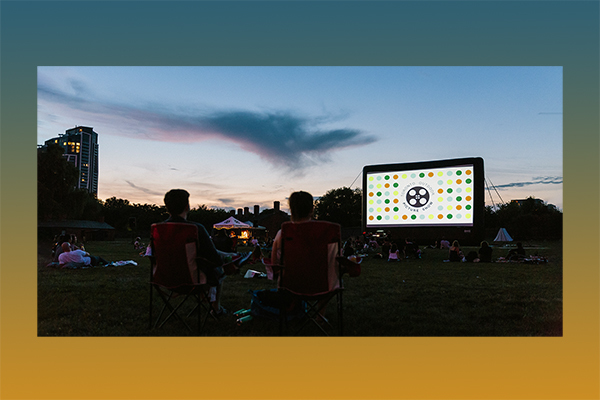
top-left (38, 220), bottom-right (115, 241)
top-left (234, 201), bottom-right (290, 239)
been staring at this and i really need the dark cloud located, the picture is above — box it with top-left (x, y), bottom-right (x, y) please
top-left (218, 198), bottom-right (236, 205)
top-left (494, 176), bottom-right (562, 189)
top-left (125, 180), bottom-right (164, 196)
top-left (38, 79), bottom-right (377, 170)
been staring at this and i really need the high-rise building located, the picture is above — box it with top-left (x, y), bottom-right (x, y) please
top-left (40, 126), bottom-right (99, 195)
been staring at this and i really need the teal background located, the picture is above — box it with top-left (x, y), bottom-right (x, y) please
top-left (1, 1), bottom-right (598, 399)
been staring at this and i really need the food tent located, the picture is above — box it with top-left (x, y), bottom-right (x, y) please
top-left (213, 217), bottom-right (251, 229)
top-left (493, 227), bottom-right (513, 242)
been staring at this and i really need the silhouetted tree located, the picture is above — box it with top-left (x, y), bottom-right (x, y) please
top-left (314, 187), bottom-right (362, 227)
top-left (38, 144), bottom-right (102, 220)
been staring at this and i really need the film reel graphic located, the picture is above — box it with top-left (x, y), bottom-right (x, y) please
top-left (406, 186), bottom-right (429, 208)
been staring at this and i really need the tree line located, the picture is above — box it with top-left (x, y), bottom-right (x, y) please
top-left (39, 145), bottom-right (561, 240)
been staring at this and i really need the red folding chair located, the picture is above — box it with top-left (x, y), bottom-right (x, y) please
top-left (149, 222), bottom-right (216, 334)
top-left (276, 220), bottom-right (345, 336)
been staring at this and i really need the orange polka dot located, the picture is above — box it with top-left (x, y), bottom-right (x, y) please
top-left (369, 192), bottom-right (374, 197)
top-left (466, 170), bottom-right (472, 175)
top-left (456, 179), bottom-right (462, 184)
top-left (369, 216), bottom-right (374, 220)
top-left (466, 196), bottom-right (472, 201)
top-left (393, 198), bottom-right (399, 203)
top-left (428, 172), bottom-right (434, 177)
top-left (385, 207), bottom-right (390, 212)
top-left (438, 188), bottom-right (443, 194)
top-left (456, 205), bottom-right (462, 210)
top-left (438, 214), bottom-right (444, 219)
top-left (402, 215), bottom-right (408, 220)
top-left (393, 175), bottom-right (398, 179)
top-left (385, 183), bottom-right (390, 188)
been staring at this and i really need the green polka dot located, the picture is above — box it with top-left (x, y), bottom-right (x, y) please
top-left (411, 215), bottom-right (417, 220)
top-left (393, 207), bottom-right (399, 212)
top-left (377, 215), bottom-right (382, 220)
top-left (447, 214), bottom-right (453, 219)
top-left (456, 170), bottom-right (462, 176)
top-left (447, 188), bottom-right (453, 193)
top-left (385, 199), bottom-right (390, 204)
top-left (385, 175), bottom-right (390, 180)
top-left (466, 178), bottom-right (472, 184)
top-left (456, 196), bottom-right (462, 201)
top-left (466, 205), bottom-right (472, 210)
top-left (419, 172), bottom-right (425, 178)
top-left (377, 192), bottom-right (382, 196)
top-left (393, 183), bottom-right (399, 188)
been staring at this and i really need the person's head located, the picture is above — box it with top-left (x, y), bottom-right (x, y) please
top-left (61, 242), bottom-right (71, 252)
top-left (288, 191), bottom-right (314, 221)
top-left (69, 234), bottom-right (77, 243)
top-left (164, 189), bottom-right (190, 216)
top-left (452, 240), bottom-right (460, 248)
top-left (480, 241), bottom-right (489, 248)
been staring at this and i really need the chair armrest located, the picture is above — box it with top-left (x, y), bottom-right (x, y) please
top-left (336, 256), bottom-right (361, 277)
top-left (261, 259), bottom-right (282, 280)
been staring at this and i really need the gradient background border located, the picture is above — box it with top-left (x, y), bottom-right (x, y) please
top-left (1, 1), bottom-right (598, 399)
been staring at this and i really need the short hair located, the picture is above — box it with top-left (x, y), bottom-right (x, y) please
top-left (288, 191), bottom-right (314, 219)
top-left (452, 240), bottom-right (460, 247)
top-left (61, 242), bottom-right (71, 252)
top-left (164, 189), bottom-right (190, 215)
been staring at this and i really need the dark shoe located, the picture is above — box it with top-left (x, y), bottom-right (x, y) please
top-left (210, 306), bottom-right (228, 319)
top-left (234, 252), bottom-right (252, 267)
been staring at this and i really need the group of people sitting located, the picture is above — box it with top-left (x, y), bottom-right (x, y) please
top-left (51, 232), bottom-right (109, 268)
top-left (446, 240), bottom-right (493, 263)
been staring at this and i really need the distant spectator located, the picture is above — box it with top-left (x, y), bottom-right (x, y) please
top-left (478, 241), bottom-right (493, 262)
top-left (507, 242), bottom-right (526, 261)
top-left (212, 229), bottom-right (234, 253)
top-left (440, 237), bottom-right (450, 249)
top-left (388, 243), bottom-right (401, 262)
top-left (448, 240), bottom-right (463, 262)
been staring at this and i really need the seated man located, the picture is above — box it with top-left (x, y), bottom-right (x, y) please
top-left (57, 242), bottom-right (108, 267)
top-left (162, 189), bottom-right (249, 317)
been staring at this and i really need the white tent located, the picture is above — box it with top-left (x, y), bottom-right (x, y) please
top-left (494, 227), bottom-right (513, 242)
top-left (213, 216), bottom-right (251, 229)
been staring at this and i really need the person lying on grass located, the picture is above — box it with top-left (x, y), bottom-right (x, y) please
top-left (57, 242), bottom-right (109, 268)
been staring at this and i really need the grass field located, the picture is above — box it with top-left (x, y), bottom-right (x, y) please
top-left (38, 238), bottom-right (562, 336)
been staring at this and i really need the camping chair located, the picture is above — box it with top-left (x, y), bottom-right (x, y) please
top-left (276, 221), bottom-right (345, 336)
top-left (148, 222), bottom-right (216, 334)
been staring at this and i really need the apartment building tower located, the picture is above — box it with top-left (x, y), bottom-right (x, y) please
top-left (42, 126), bottom-right (99, 196)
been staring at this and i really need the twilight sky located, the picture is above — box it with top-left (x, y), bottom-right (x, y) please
top-left (37, 66), bottom-right (563, 212)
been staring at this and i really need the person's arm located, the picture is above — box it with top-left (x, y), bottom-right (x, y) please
top-left (196, 223), bottom-right (224, 266)
top-left (271, 230), bottom-right (281, 265)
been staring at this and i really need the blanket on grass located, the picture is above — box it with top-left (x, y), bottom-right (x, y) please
top-left (46, 260), bottom-right (138, 269)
